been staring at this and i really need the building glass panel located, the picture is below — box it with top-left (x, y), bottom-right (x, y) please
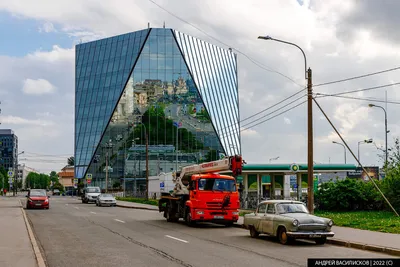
top-left (75, 28), bottom-right (240, 194)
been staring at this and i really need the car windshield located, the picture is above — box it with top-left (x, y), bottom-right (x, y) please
top-left (30, 190), bottom-right (47, 197)
top-left (198, 178), bottom-right (237, 192)
top-left (87, 188), bottom-right (100, 193)
top-left (101, 194), bottom-right (112, 198)
top-left (277, 203), bottom-right (309, 214)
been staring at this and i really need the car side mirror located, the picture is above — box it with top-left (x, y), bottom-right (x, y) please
top-left (25, 195), bottom-right (28, 197)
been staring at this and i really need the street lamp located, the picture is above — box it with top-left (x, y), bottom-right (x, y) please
top-left (258, 35), bottom-right (315, 213)
top-left (358, 138), bottom-right (373, 164)
top-left (368, 104), bottom-right (388, 168)
top-left (332, 141), bottom-right (346, 164)
top-left (136, 122), bottom-right (149, 200)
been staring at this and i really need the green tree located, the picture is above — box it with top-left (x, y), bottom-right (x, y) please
top-left (204, 149), bottom-right (219, 162)
top-left (68, 156), bottom-right (74, 166)
top-left (49, 171), bottom-right (59, 183)
top-left (52, 182), bottom-right (65, 192)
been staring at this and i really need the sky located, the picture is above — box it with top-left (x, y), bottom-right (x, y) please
top-left (0, 0), bottom-right (399, 174)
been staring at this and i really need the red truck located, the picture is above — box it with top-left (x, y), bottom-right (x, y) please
top-left (158, 155), bottom-right (243, 226)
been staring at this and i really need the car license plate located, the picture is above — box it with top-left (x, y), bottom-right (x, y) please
top-left (36, 204), bottom-right (42, 206)
top-left (214, 215), bottom-right (224, 219)
top-left (310, 234), bottom-right (321, 238)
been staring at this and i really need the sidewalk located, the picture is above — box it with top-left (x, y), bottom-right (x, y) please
top-left (116, 200), bottom-right (400, 256)
top-left (0, 197), bottom-right (38, 267)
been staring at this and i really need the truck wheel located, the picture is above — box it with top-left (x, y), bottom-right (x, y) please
top-left (166, 205), bottom-right (177, 222)
top-left (185, 208), bottom-right (195, 227)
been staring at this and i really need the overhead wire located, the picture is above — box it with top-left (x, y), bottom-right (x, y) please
top-left (147, 0), bottom-right (304, 88)
top-left (315, 82), bottom-right (400, 97)
top-left (219, 87), bottom-right (306, 134)
top-left (221, 96), bottom-right (307, 139)
top-left (315, 93), bottom-right (400, 105)
top-left (314, 66), bottom-right (400, 87)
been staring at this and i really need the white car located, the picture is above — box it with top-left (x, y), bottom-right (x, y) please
top-left (82, 186), bottom-right (101, 203)
top-left (96, 194), bottom-right (117, 207)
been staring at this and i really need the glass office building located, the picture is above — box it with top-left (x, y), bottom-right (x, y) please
top-left (75, 28), bottom-right (241, 192)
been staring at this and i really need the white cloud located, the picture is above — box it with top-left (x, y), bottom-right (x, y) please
top-left (26, 45), bottom-right (74, 63)
top-left (284, 117), bottom-right (291, 124)
top-left (0, 115), bottom-right (54, 126)
top-left (39, 21), bottom-right (56, 33)
top-left (22, 78), bottom-right (56, 95)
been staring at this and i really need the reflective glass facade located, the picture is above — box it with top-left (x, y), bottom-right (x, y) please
top-left (75, 28), bottom-right (241, 192)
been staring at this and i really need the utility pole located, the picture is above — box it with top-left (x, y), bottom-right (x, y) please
top-left (257, 35), bottom-right (314, 213)
top-left (307, 68), bottom-right (314, 214)
top-left (145, 131), bottom-right (149, 200)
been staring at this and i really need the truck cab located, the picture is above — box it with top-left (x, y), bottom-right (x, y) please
top-left (82, 186), bottom-right (101, 203)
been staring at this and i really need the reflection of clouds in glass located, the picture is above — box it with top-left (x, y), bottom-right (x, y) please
top-left (174, 30), bottom-right (240, 156)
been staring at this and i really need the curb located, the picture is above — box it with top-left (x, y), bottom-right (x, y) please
top-left (116, 203), bottom-right (158, 211)
top-left (235, 221), bottom-right (400, 257)
top-left (326, 238), bottom-right (400, 257)
top-left (19, 200), bottom-right (47, 267)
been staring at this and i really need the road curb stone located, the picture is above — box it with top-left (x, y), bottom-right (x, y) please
top-left (116, 203), bottom-right (158, 211)
top-left (19, 199), bottom-right (47, 267)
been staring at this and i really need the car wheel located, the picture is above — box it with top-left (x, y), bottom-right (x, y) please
top-left (315, 237), bottom-right (327, 245)
top-left (278, 227), bottom-right (290, 245)
top-left (250, 226), bottom-right (259, 238)
top-left (224, 222), bottom-right (234, 227)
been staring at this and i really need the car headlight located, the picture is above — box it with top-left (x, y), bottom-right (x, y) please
top-left (292, 219), bottom-right (299, 226)
top-left (328, 220), bottom-right (333, 227)
top-left (196, 210), bottom-right (204, 215)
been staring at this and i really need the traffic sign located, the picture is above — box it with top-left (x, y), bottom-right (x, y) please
top-left (160, 182), bottom-right (165, 188)
top-left (7, 171), bottom-right (14, 178)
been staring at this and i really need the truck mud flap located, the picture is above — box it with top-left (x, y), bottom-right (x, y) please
top-left (158, 198), bottom-right (168, 212)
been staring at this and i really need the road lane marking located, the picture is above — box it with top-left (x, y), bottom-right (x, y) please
top-left (65, 204), bottom-right (68, 206)
top-left (74, 206), bottom-right (79, 210)
top-left (90, 212), bottom-right (96, 214)
top-left (165, 235), bottom-right (188, 243)
top-left (114, 219), bottom-right (125, 223)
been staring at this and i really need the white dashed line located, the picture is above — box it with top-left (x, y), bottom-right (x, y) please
top-left (165, 235), bottom-right (188, 243)
top-left (114, 219), bottom-right (125, 223)
top-left (90, 212), bottom-right (96, 214)
top-left (65, 204), bottom-right (68, 206)
top-left (74, 207), bottom-right (79, 210)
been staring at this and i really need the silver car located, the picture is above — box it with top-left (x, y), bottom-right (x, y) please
top-left (243, 200), bottom-right (334, 245)
top-left (95, 194), bottom-right (117, 207)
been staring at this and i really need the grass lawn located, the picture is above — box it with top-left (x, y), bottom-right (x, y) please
top-left (314, 210), bottom-right (400, 234)
top-left (115, 196), bottom-right (158, 206)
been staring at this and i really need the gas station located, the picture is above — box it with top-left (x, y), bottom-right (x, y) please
top-left (224, 163), bottom-right (357, 209)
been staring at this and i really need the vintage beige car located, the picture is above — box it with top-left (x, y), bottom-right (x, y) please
top-left (243, 200), bottom-right (334, 245)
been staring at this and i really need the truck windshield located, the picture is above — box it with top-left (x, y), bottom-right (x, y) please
top-left (198, 178), bottom-right (236, 192)
top-left (87, 188), bottom-right (100, 193)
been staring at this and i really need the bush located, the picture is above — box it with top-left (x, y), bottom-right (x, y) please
top-left (315, 178), bottom-right (385, 211)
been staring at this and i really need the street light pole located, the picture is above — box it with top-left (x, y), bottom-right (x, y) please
top-left (258, 35), bottom-right (314, 213)
top-left (136, 122), bottom-right (148, 200)
top-left (14, 151), bottom-right (24, 196)
top-left (368, 104), bottom-right (388, 168)
top-left (358, 139), bottom-right (373, 164)
top-left (332, 141), bottom-right (346, 163)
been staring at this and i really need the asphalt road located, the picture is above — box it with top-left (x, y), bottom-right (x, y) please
top-left (23, 196), bottom-right (394, 267)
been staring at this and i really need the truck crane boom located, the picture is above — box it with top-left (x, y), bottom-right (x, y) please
top-left (171, 155), bottom-right (243, 196)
